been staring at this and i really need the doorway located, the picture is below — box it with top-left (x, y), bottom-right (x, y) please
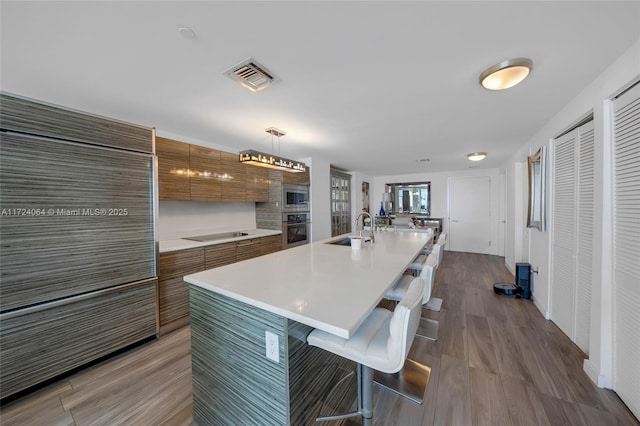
top-left (448, 176), bottom-right (492, 254)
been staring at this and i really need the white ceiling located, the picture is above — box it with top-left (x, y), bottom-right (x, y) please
top-left (2, 1), bottom-right (639, 176)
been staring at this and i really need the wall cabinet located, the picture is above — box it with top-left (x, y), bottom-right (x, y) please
top-left (189, 144), bottom-right (221, 201)
top-left (220, 151), bottom-right (246, 201)
top-left (156, 136), bottom-right (190, 201)
top-left (156, 137), bottom-right (271, 202)
top-left (282, 167), bottom-right (310, 185)
top-left (246, 166), bottom-right (270, 202)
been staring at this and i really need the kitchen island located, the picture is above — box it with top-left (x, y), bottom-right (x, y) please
top-left (184, 231), bottom-right (431, 425)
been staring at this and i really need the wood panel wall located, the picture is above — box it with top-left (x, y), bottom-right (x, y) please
top-left (190, 286), bottom-right (289, 425)
top-left (189, 286), bottom-right (354, 425)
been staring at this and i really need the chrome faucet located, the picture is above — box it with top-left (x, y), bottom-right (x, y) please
top-left (355, 211), bottom-right (375, 243)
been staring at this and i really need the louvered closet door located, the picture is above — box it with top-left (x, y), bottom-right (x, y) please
top-left (551, 130), bottom-right (578, 341)
top-left (612, 82), bottom-right (640, 419)
top-left (575, 121), bottom-right (595, 354)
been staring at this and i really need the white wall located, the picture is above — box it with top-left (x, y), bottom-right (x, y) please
top-left (158, 201), bottom-right (256, 240)
top-left (372, 167), bottom-right (503, 255)
top-left (502, 39), bottom-right (640, 388)
top-left (308, 155), bottom-right (332, 242)
top-left (504, 160), bottom-right (528, 275)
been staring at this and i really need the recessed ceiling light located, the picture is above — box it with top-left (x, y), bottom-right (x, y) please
top-left (479, 58), bottom-right (532, 90)
top-left (178, 26), bottom-right (196, 40)
top-left (415, 158), bottom-right (430, 163)
top-left (467, 152), bottom-right (487, 161)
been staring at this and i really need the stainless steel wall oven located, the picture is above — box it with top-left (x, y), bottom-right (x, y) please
top-left (282, 212), bottom-right (311, 248)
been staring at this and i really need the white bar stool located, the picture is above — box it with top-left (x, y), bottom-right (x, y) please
top-left (420, 242), bottom-right (443, 311)
top-left (386, 253), bottom-right (439, 341)
top-left (307, 279), bottom-right (426, 425)
top-left (405, 244), bottom-right (443, 312)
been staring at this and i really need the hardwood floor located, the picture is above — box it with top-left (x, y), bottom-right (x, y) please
top-left (1, 252), bottom-right (638, 425)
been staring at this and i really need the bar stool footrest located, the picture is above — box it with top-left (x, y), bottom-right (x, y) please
top-left (373, 358), bottom-right (430, 405)
top-left (424, 297), bottom-right (442, 312)
top-left (416, 318), bottom-right (438, 341)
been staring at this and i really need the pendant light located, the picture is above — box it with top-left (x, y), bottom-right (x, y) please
top-left (239, 127), bottom-right (306, 173)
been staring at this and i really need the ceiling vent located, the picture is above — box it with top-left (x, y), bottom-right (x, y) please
top-left (223, 58), bottom-right (279, 92)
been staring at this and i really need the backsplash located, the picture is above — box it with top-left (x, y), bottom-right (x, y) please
top-left (158, 201), bottom-right (256, 240)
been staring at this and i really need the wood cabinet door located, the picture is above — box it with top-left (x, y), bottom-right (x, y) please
top-left (156, 137), bottom-right (190, 201)
top-left (205, 242), bottom-right (237, 269)
top-left (190, 145), bottom-right (221, 201)
top-left (236, 239), bottom-right (261, 262)
top-left (246, 165), bottom-right (269, 202)
top-left (260, 235), bottom-right (282, 256)
top-left (0, 280), bottom-right (157, 399)
top-left (282, 167), bottom-right (310, 185)
top-left (158, 248), bottom-right (205, 326)
top-left (219, 151), bottom-right (246, 201)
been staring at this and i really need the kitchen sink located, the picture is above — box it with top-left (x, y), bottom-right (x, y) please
top-left (326, 237), bottom-right (352, 246)
top-left (184, 232), bottom-right (249, 242)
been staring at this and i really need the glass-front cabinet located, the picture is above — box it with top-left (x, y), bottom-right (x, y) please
top-left (330, 169), bottom-right (351, 237)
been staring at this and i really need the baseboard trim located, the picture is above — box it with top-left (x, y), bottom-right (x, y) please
top-left (583, 359), bottom-right (611, 388)
top-left (505, 261), bottom-right (515, 276)
top-left (532, 297), bottom-right (551, 320)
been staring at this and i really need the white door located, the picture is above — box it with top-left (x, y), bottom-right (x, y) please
top-left (550, 120), bottom-right (594, 355)
top-left (499, 173), bottom-right (506, 257)
top-left (551, 129), bottom-right (578, 343)
top-left (448, 176), bottom-right (492, 254)
top-left (612, 82), bottom-right (640, 419)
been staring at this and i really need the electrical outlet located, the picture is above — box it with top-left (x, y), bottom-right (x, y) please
top-left (265, 331), bottom-right (279, 363)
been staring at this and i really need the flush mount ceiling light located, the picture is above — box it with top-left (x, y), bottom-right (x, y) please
top-left (239, 127), bottom-right (306, 173)
top-left (177, 26), bottom-right (196, 40)
top-left (479, 58), bottom-right (532, 90)
top-left (467, 152), bottom-right (487, 161)
top-left (223, 58), bottom-right (280, 93)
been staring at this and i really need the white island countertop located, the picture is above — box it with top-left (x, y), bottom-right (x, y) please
top-left (184, 231), bottom-right (430, 339)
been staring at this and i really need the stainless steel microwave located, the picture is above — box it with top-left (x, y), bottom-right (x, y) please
top-left (282, 184), bottom-right (309, 212)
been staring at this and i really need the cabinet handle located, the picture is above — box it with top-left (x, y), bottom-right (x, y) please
top-left (0, 278), bottom-right (157, 320)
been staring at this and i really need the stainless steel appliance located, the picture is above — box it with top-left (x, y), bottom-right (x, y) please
top-left (283, 184), bottom-right (309, 212)
top-left (283, 212), bottom-right (311, 248)
top-left (0, 93), bottom-right (158, 399)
